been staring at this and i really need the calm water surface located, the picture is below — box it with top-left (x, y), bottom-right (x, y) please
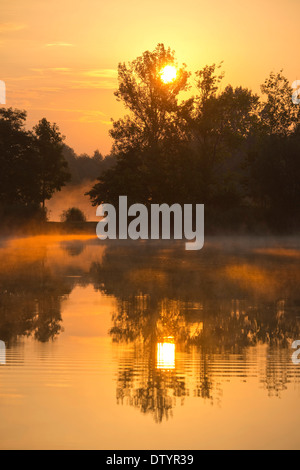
top-left (0, 235), bottom-right (299, 450)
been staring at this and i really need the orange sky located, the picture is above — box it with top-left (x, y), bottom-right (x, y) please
top-left (1, 0), bottom-right (299, 155)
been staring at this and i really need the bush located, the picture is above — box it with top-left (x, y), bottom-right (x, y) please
top-left (60, 207), bottom-right (86, 223)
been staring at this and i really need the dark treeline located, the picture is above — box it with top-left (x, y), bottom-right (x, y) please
top-left (87, 44), bottom-right (300, 233)
top-left (62, 146), bottom-right (115, 185)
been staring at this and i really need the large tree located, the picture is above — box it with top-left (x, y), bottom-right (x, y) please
top-left (33, 118), bottom-right (71, 209)
top-left (88, 49), bottom-right (259, 209)
top-left (0, 108), bottom-right (35, 206)
top-left (87, 44), bottom-right (192, 206)
top-left (245, 71), bottom-right (300, 229)
top-left (0, 109), bottom-right (71, 221)
top-left (189, 63), bottom-right (260, 206)
top-left (87, 47), bottom-right (300, 231)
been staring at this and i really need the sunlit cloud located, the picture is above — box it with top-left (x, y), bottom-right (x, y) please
top-left (32, 87), bottom-right (63, 92)
top-left (29, 107), bottom-right (106, 115)
top-left (84, 69), bottom-right (117, 78)
top-left (99, 120), bottom-right (113, 125)
top-left (69, 80), bottom-right (116, 90)
top-left (45, 42), bottom-right (74, 47)
top-left (30, 68), bottom-right (72, 74)
top-left (50, 68), bottom-right (72, 72)
top-left (18, 106), bottom-right (109, 125)
top-left (76, 110), bottom-right (108, 123)
top-left (6, 68), bottom-right (117, 93)
top-left (0, 23), bottom-right (27, 33)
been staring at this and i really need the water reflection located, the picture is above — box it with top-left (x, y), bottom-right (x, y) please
top-left (0, 257), bottom-right (69, 345)
top-left (157, 339), bottom-right (175, 370)
top-left (0, 236), bottom-right (92, 345)
top-left (61, 240), bottom-right (86, 257)
top-left (0, 236), bottom-right (299, 427)
top-left (89, 241), bottom-right (300, 421)
top-left (116, 340), bottom-right (187, 423)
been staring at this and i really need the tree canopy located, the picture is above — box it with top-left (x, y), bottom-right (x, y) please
top-left (0, 110), bottom-right (71, 221)
top-left (87, 44), bottom-right (300, 231)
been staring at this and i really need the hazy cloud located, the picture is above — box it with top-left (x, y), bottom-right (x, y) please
top-left (31, 67), bottom-right (72, 74)
top-left (84, 69), bottom-right (117, 78)
top-left (0, 23), bottom-right (27, 33)
top-left (78, 111), bottom-right (110, 123)
top-left (45, 42), bottom-right (74, 47)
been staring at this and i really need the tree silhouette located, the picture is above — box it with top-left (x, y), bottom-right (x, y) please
top-left (87, 43), bottom-right (192, 206)
top-left (260, 71), bottom-right (300, 136)
top-left (0, 109), bottom-right (37, 206)
top-left (87, 242), bottom-right (300, 420)
top-left (0, 110), bottom-right (71, 223)
top-left (87, 46), bottom-right (300, 232)
top-left (33, 118), bottom-right (71, 209)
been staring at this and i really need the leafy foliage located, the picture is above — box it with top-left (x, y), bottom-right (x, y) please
top-left (0, 110), bottom-right (71, 221)
top-left (87, 45), bottom-right (300, 231)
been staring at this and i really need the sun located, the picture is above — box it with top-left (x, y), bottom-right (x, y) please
top-left (159, 65), bottom-right (177, 84)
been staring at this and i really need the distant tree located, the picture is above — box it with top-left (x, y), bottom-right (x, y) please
top-left (62, 145), bottom-right (114, 185)
top-left (93, 149), bottom-right (103, 162)
top-left (61, 207), bottom-right (87, 223)
top-left (33, 118), bottom-right (71, 208)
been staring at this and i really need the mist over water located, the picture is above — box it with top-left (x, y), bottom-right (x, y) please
top-left (0, 234), bottom-right (299, 449)
top-left (46, 181), bottom-right (98, 222)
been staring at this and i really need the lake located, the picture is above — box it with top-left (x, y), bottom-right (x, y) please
top-left (0, 234), bottom-right (299, 450)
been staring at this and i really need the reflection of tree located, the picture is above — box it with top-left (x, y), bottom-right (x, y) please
top-left (0, 255), bottom-right (73, 345)
top-left (189, 299), bottom-right (300, 350)
top-left (109, 296), bottom-right (190, 422)
top-left (260, 348), bottom-right (292, 398)
top-left (116, 341), bottom-right (187, 423)
top-left (89, 242), bottom-right (300, 419)
top-left (61, 240), bottom-right (86, 257)
top-left (193, 351), bottom-right (214, 401)
top-left (90, 243), bottom-right (300, 348)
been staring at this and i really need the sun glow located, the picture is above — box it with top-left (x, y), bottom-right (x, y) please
top-left (156, 340), bottom-right (175, 370)
top-left (159, 65), bottom-right (177, 84)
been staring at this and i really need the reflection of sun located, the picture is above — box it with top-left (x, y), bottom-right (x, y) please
top-left (156, 340), bottom-right (175, 370)
top-left (160, 65), bottom-right (177, 84)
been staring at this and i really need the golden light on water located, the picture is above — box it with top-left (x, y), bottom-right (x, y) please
top-left (156, 340), bottom-right (175, 370)
top-left (159, 65), bottom-right (177, 84)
